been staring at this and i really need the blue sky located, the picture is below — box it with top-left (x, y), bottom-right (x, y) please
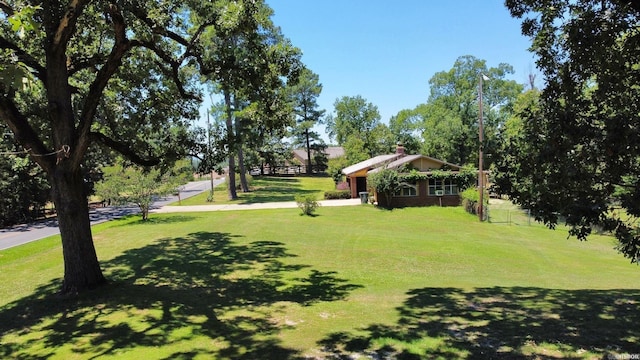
top-left (266, 0), bottom-right (537, 126)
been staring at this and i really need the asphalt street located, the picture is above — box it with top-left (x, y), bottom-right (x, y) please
top-left (0, 179), bottom-right (221, 251)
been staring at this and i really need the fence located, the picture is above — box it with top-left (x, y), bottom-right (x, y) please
top-left (486, 199), bottom-right (544, 227)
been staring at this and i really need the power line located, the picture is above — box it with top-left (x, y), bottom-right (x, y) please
top-left (0, 145), bottom-right (70, 157)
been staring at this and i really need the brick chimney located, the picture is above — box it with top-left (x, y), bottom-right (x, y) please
top-left (395, 143), bottom-right (405, 156)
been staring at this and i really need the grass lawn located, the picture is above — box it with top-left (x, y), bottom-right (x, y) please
top-left (176, 175), bottom-right (336, 206)
top-left (1, 205), bottom-right (639, 359)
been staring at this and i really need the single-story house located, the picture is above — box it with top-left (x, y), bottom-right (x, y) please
top-left (341, 145), bottom-right (486, 208)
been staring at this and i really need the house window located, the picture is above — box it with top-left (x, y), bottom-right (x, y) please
top-left (394, 184), bottom-right (417, 197)
top-left (428, 178), bottom-right (459, 196)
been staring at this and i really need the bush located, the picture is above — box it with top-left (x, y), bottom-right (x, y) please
top-left (367, 169), bottom-right (401, 209)
top-left (336, 182), bottom-right (349, 190)
top-left (460, 187), bottom-right (488, 216)
top-left (324, 190), bottom-right (351, 200)
top-left (295, 194), bottom-right (320, 216)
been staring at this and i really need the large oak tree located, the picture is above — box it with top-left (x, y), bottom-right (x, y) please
top-left (0, 0), bottom-right (231, 293)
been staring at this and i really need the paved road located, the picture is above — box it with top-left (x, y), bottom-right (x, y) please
top-left (0, 179), bottom-right (222, 251)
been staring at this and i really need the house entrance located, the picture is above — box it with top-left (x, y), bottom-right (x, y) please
top-left (356, 177), bottom-right (367, 194)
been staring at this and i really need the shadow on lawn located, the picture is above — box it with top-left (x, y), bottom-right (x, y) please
top-left (319, 286), bottom-right (640, 359)
top-left (0, 231), bottom-right (361, 359)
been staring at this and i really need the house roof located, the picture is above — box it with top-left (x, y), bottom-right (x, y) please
top-left (292, 146), bottom-right (345, 162)
top-left (368, 154), bottom-right (461, 173)
top-left (341, 154), bottom-right (403, 175)
top-left (324, 146), bottom-right (345, 159)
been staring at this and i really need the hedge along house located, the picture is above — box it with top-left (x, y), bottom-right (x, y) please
top-left (342, 145), bottom-right (482, 208)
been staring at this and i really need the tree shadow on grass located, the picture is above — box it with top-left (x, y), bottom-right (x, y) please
top-left (0, 231), bottom-right (362, 359)
top-left (318, 286), bottom-right (640, 359)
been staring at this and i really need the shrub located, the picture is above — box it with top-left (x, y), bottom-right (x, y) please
top-left (460, 187), bottom-right (488, 216)
top-left (367, 169), bottom-right (401, 208)
top-left (336, 181), bottom-right (349, 190)
top-left (295, 194), bottom-right (320, 216)
top-left (327, 156), bottom-right (350, 184)
top-left (324, 190), bottom-right (351, 200)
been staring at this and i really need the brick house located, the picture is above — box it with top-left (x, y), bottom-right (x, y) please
top-left (342, 145), bottom-right (482, 208)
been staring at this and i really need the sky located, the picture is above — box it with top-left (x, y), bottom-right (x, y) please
top-left (266, 0), bottom-right (537, 124)
top-left (199, 1), bottom-right (538, 141)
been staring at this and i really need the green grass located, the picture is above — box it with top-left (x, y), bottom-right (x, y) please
top-left (1, 206), bottom-right (639, 359)
top-left (176, 175), bottom-right (336, 206)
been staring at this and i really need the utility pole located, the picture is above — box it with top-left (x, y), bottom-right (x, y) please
top-left (478, 74), bottom-right (489, 221)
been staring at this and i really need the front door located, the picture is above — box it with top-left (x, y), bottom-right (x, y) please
top-left (356, 177), bottom-right (367, 194)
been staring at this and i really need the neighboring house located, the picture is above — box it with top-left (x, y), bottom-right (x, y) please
top-left (292, 146), bottom-right (345, 169)
top-left (342, 145), bottom-right (483, 208)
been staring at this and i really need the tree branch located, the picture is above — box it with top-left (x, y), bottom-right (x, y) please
top-left (52, 0), bottom-right (90, 47)
top-left (0, 1), bottom-right (13, 16)
top-left (0, 94), bottom-right (55, 173)
top-left (0, 36), bottom-right (47, 85)
top-left (67, 54), bottom-right (107, 75)
top-left (133, 39), bottom-right (201, 101)
top-left (90, 132), bottom-right (161, 167)
top-left (74, 3), bottom-right (133, 168)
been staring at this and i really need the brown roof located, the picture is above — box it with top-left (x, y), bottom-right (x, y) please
top-left (368, 155), bottom-right (461, 173)
top-left (292, 147), bottom-right (345, 162)
top-left (341, 154), bottom-right (404, 176)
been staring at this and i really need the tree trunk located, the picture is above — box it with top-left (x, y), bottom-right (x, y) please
top-left (237, 145), bottom-right (249, 192)
top-left (305, 128), bottom-right (312, 175)
top-left (224, 90), bottom-right (238, 200)
top-left (51, 166), bottom-right (107, 294)
top-left (235, 115), bottom-right (249, 192)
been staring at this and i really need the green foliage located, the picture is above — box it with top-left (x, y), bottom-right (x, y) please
top-left (295, 194), bottom-right (320, 216)
top-left (327, 96), bottom-right (393, 158)
top-left (388, 109), bottom-right (422, 154)
top-left (367, 168), bottom-right (401, 208)
top-left (323, 190), bottom-right (351, 200)
top-left (289, 68), bottom-right (326, 174)
top-left (503, 0), bottom-right (640, 262)
top-left (327, 156), bottom-right (350, 184)
top-left (0, 154), bottom-right (49, 227)
top-left (415, 56), bottom-right (523, 165)
top-left (460, 187), bottom-right (488, 216)
top-left (398, 169), bottom-right (428, 183)
top-left (95, 162), bottom-right (185, 221)
top-left (430, 165), bottom-right (478, 190)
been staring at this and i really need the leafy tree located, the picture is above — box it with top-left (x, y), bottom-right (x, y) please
top-left (420, 55), bottom-right (523, 166)
top-left (0, 150), bottom-right (50, 226)
top-left (500, 0), bottom-right (640, 262)
top-left (289, 68), bottom-right (326, 174)
top-left (388, 108), bottom-right (422, 154)
top-left (367, 168), bottom-right (401, 209)
top-left (327, 155), bottom-right (351, 185)
top-left (199, 2), bottom-right (301, 198)
top-left (0, 1), bottom-right (227, 293)
top-left (95, 160), bottom-right (189, 221)
top-left (327, 95), bottom-right (391, 157)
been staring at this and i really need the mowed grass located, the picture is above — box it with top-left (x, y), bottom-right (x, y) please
top-left (176, 175), bottom-right (335, 206)
top-left (1, 205), bottom-right (639, 359)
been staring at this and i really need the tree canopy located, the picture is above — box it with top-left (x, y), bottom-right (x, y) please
top-left (0, 0), bottom-right (294, 293)
top-left (418, 55), bottom-right (523, 166)
top-left (499, 0), bottom-right (640, 262)
top-left (327, 95), bottom-right (394, 162)
top-left (289, 68), bottom-right (326, 174)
